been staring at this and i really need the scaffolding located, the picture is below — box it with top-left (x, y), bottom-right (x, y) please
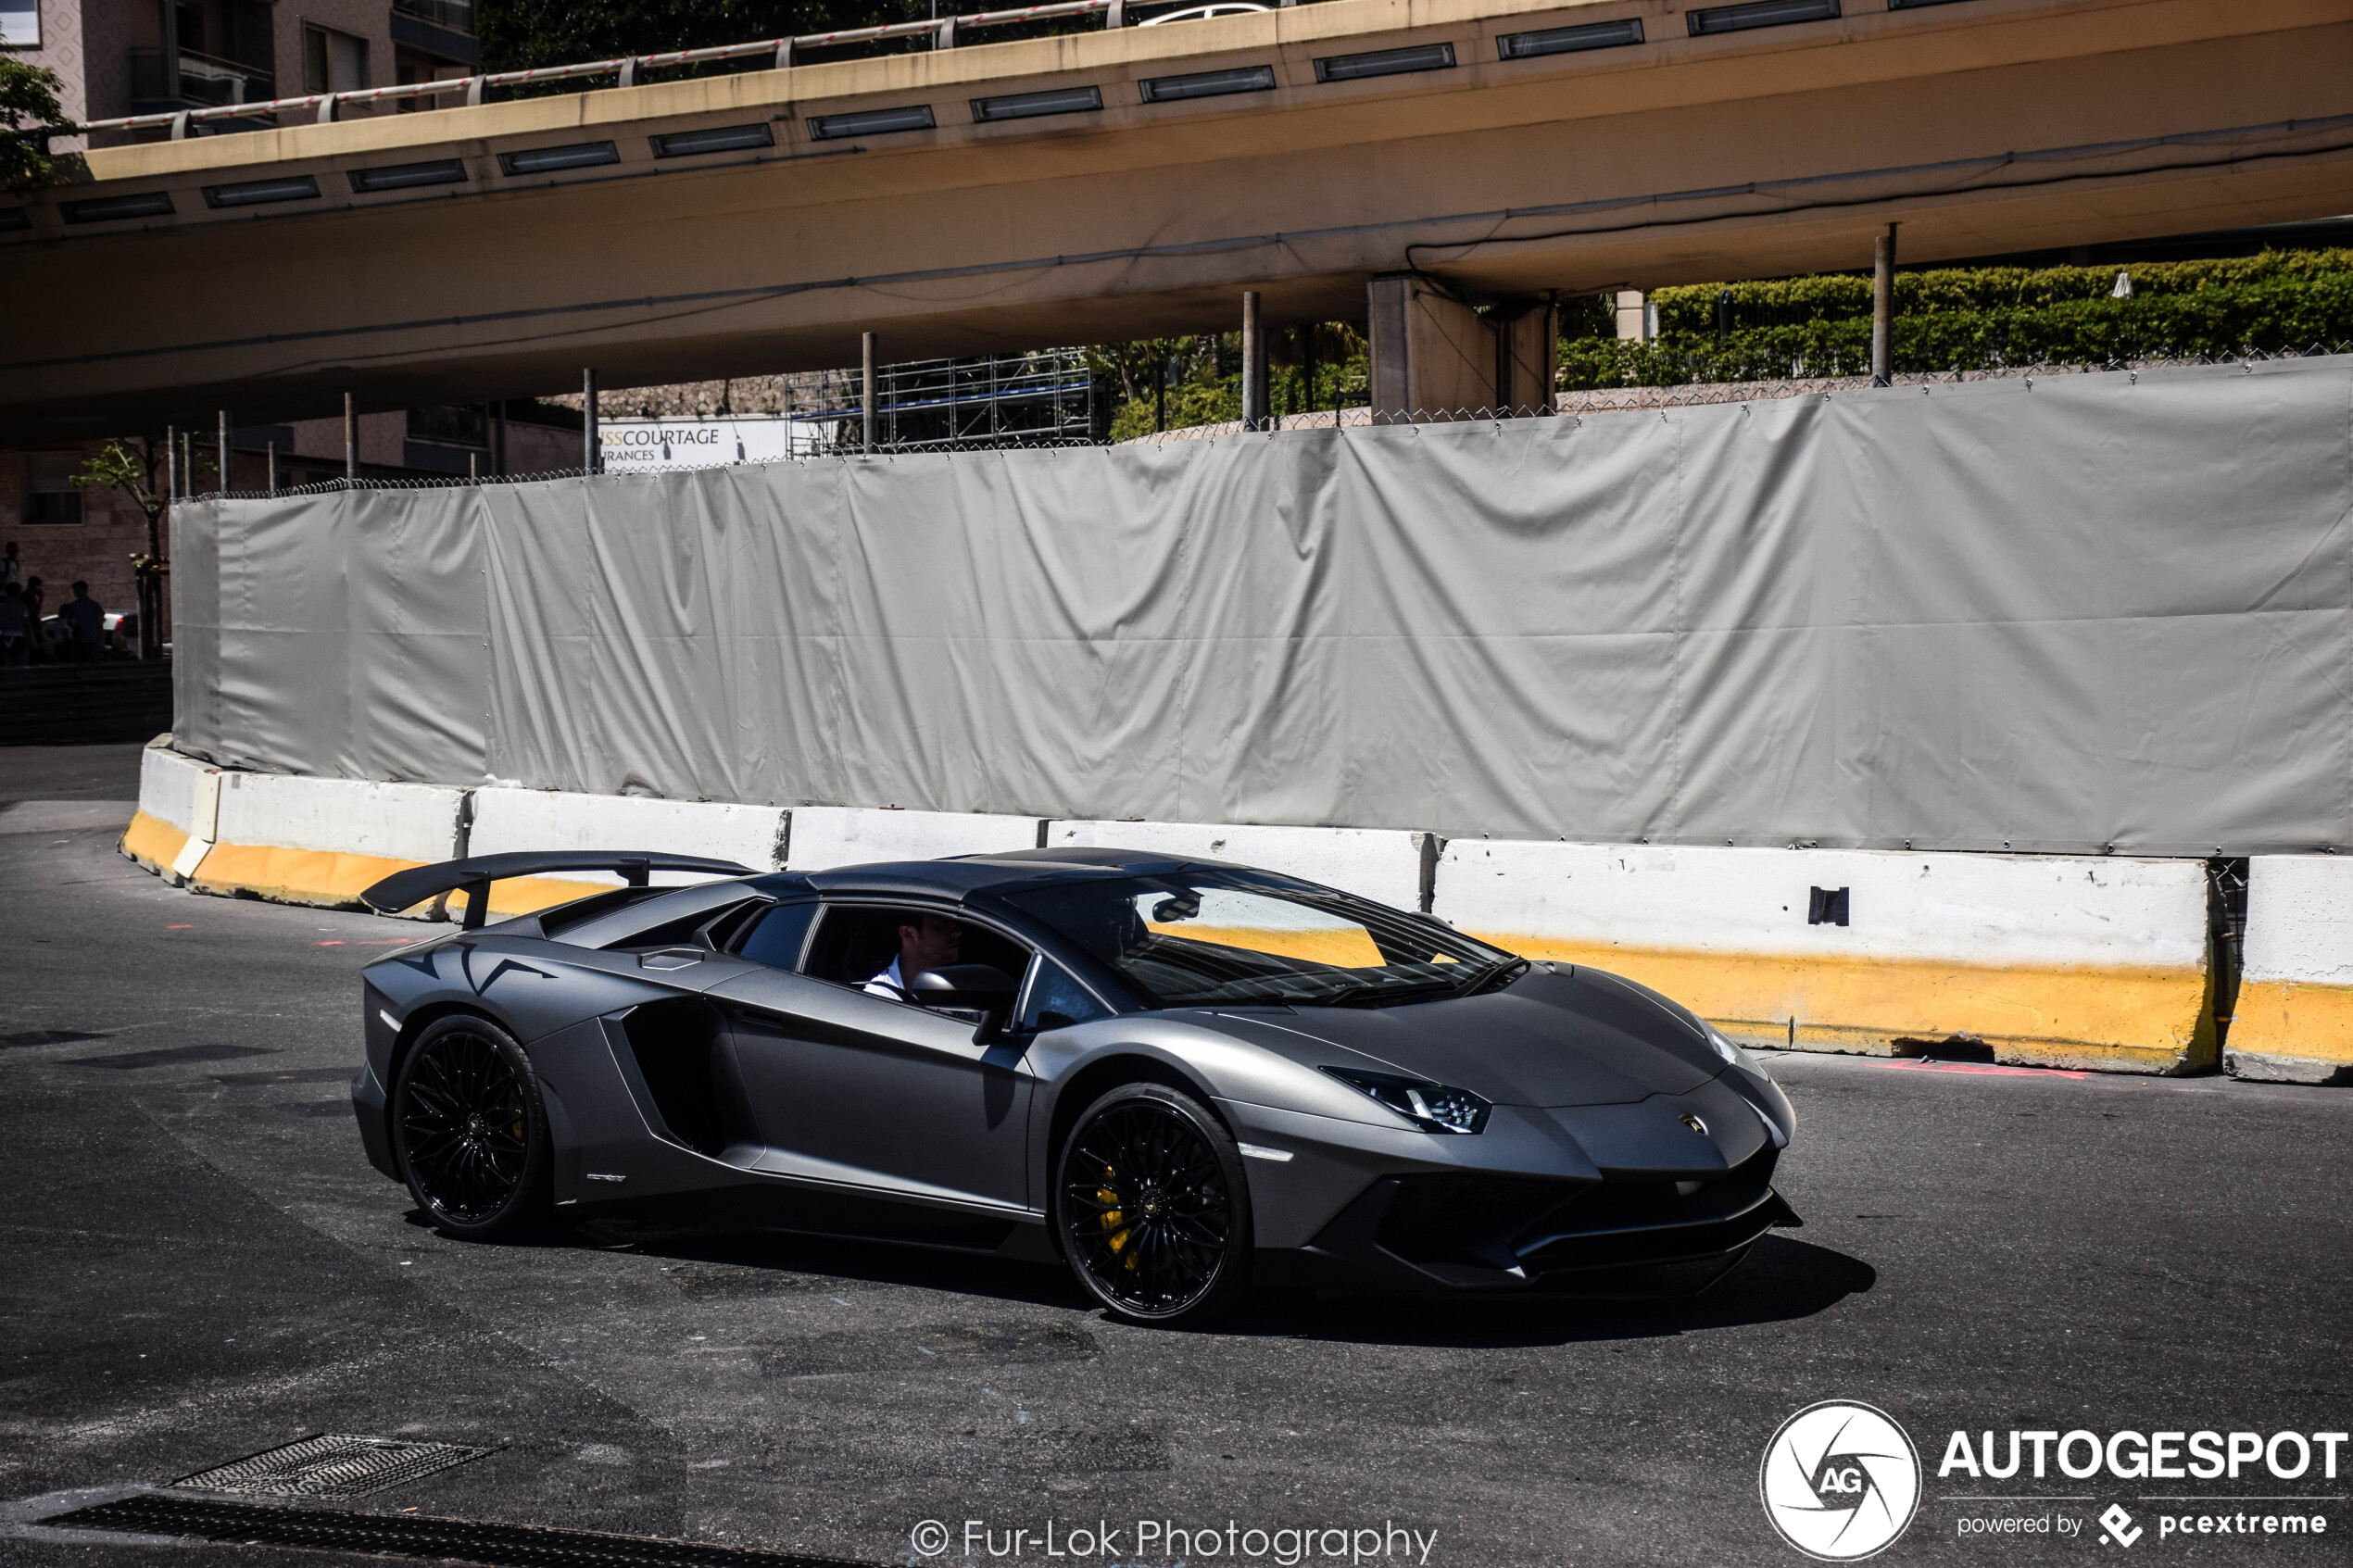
top-left (794, 348), bottom-right (1101, 452)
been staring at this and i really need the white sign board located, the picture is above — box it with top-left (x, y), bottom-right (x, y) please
top-left (598, 417), bottom-right (827, 470)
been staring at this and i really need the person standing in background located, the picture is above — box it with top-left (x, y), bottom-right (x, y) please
top-left (57, 581), bottom-right (103, 663)
top-left (20, 576), bottom-right (45, 661)
top-left (1, 541), bottom-right (19, 590)
top-left (0, 582), bottom-right (26, 665)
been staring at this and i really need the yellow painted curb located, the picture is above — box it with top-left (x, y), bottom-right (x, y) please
top-left (448, 875), bottom-right (622, 921)
top-left (191, 842), bottom-right (429, 912)
top-left (2221, 979), bottom-right (2353, 1082)
top-left (119, 810), bottom-right (190, 876)
top-left (146, 837), bottom-right (629, 923)
top-left (1476, 936), bottom-right (2217, 1075)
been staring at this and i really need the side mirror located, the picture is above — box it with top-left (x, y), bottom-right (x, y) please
top-left (910, 964), bottom-right (1019, 1035)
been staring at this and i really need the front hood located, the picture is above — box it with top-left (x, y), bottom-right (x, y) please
top-left (1234, 965), bottom-right (1722, 1108)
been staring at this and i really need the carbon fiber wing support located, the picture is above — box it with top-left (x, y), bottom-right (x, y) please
top-left (360, 851), bottom-right (758, 927)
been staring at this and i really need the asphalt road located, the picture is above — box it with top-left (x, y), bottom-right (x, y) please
top-left (0, 745), bottom-right (2346, 1567)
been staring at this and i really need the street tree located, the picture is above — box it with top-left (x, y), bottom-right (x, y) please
top-left (1, 57), bottom-right (74, 196)
top-left (74, 437), bottom-right (188, 661)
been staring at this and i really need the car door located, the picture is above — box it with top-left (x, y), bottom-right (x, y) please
top-left (706, 899), bottom-right (1038, 1211)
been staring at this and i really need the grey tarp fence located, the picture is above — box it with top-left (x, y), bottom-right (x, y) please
top-left (170, 357), bottom-right (2353, 856)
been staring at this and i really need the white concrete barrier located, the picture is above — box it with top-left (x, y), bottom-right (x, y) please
top-left (785, 807), bottom-right (1042, 871)
top-left (461, 787), bottom-right (788, 917)
top-left (1433, 840), bottom-right (2214, 1073)
top-left (188, 771), bottom-right (468, 911)
top-left (2225, 856), bottom-right (2353, 1084)
top-left (120, 738), bottom-right (220, 882)
top-left (1045, 820), bottom-right (1429, 911)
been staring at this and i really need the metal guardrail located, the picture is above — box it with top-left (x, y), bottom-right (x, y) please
top-left (62, 0), bottom-right (1159, 143)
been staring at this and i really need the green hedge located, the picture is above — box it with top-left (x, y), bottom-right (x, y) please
top-left (1092, 250), bottom-right (2353, 427)
top-left (1563, 249), bottom-right (2353, 389)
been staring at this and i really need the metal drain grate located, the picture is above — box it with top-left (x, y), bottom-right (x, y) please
top-left (173, 1434), bottom-right (490, 1499)
top-left (37, 1494), bottom-right (872, 1567)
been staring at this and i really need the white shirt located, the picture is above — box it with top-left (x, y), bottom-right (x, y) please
top-left (863, 957), bottom-right (910, 1001)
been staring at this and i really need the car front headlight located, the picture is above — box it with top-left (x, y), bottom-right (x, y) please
top-left (1321, 1067), bottom-right (1491, 1134)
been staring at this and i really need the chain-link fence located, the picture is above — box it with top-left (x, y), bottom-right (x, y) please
top-left (190, 345), bottom-right (2350, 499)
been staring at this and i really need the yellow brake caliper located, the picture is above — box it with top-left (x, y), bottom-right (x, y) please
top-left (1098, 1163), bottom-right (1136, 1272)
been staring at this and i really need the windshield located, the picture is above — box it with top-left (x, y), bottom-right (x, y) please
top-left (1005, 873), bottom-right (1517, 1009)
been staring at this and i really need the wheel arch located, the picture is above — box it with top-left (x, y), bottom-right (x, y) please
top-left (1042, 1049), bottom-right (1234, 1195)
top-left (380, 1000), bottom-right (518, 1145)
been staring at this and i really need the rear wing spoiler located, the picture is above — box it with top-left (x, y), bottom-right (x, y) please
top-left (359, 851), bottom-right (757, 927)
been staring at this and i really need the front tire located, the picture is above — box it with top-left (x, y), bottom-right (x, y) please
top-left (391, 1015), bottom-right (550, 1240)
top-left (1053, 1083), bottom-right (1252, 1328)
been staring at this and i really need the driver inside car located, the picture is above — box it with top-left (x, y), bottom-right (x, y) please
top-left (864, 912), bottom-right (963, 1001)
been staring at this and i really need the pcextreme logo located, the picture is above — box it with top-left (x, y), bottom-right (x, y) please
top-left (1759, 1401), bottom-right (1925, 1562)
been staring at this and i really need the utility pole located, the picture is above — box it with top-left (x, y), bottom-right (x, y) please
top-left (584, 370), bottom-right (600, 472)
top-left (344, 394), bottom-right (358, 483)
top-left (165, 424), bottom-right (177, 501)
top-left (1872, 223), bottom-right (1899, 387)
top-left (1240, 292), bottom-right (1267, 431)
top-left (267, 443), bottom-right (277, 496)
top-left (216, 410), bottom-right (231, 497)
top-left (861, 332), bottom-right (878, 452)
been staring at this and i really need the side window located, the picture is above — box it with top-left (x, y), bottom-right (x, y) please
top-left (1018, 958), bottom-right (1113, 1033)
top-left (801, 904), bottom-right (1036, 998)
top-left (735, 902), bottom-right (819, 972)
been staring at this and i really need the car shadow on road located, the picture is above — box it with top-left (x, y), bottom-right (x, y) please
top-left (484, 1214), bottom-right (1869, 1347)
top-left (1230, 1236), bottom-right (1876, 1348)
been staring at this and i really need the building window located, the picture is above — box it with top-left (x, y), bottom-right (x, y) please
top-left (304, 24), bottom-right (370, 93)
top-left (26, 455), bottom-right (86, 526)
top-left (0, 0), bottom-right (41, 47)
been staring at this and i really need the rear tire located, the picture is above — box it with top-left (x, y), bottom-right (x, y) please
top-left (1053, 1082), bottom-right (1252, 1328)
top-left (391, 1015), bottom-right (550, 1241)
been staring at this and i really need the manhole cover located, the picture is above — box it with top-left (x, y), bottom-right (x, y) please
top-left (174, 1435), bottom-right (490, 1499)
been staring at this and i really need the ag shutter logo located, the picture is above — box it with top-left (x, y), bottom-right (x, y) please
top-left (1760, 1401), bottom-right (1924, 1561)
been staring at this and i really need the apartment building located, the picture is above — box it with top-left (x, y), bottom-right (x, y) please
top-left (7, 0), bottom-right (475, 146)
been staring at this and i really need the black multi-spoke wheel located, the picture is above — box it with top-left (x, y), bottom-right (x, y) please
top-left (392, 1016), bottom-right (548, 1240)
top-left (1053, 1083), bottom-right (1252, 1328)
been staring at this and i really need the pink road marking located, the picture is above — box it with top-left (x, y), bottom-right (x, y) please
top-left (315, 940), bottom-right (346, 947)
top-left (167, 924), bottom-right (192, 930)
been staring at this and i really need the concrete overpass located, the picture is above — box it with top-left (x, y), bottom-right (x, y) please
top-left (4, 0), bottom-right (2350, 440)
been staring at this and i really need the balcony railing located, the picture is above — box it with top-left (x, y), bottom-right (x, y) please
top-left (78, 0), bottom-right (1181, 137)
top-left (393, 0), bottom-right (476, 36)
top-left (129, 45), bottom-right (274, 109)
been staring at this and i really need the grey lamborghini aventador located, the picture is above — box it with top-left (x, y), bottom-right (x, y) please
top-left (352, 847), bottom-right (1799, 1327)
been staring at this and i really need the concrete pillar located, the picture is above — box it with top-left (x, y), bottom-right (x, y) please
top-left (1497, 301), bottom-right (1558, 415)
top-left (343, 395), bottom-right (358, 483)
top-left (861, 332), bottom-right (877, 451)
top-left (1368, 275), bottom-right (1555, 421)
top-left (1240, 292), bottom-right (1267, 431)
top-left (1872, 223), bottom-right (1898, 386)
top-left (1615, 290), bottom-right (1650, 341)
